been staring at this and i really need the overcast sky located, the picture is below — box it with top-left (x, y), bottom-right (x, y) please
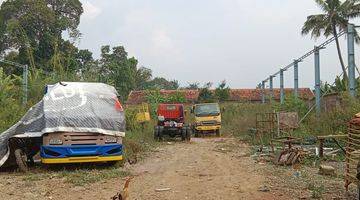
top-left (2, 0), bottom-right (359, 89)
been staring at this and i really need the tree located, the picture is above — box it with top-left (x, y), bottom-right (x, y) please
top-left (135, 67), bottom-right (152, 90)
top-left (99, 45), bottom-right (137, 100)
top-left (0, 0), bottom-right (83, 71)
top-left (146, 77), bottom-right (179, 90)
top-left (215, 80), bottom-right (230, 102)
top-left (198, 82), bottom-right (214, 103)
top-left (301, 0), bottom-right (360, 80)
top-left (186, 82), bottom-right (200, 89)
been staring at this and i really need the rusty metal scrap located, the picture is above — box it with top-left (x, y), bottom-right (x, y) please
top-left (345, 117), bottom-right (360, 191)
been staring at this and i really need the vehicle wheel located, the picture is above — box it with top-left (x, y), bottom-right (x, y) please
top-left (158, 127), bottom-right (164, 140)
top-left (216, 129), bottom-right (221, 137)
top-left (14, 149), bottom-right (28, 173)
top-left (186, 127), bottom-right (191, 141)
top-left (154, 126), bottom-right (159, 140)
top-left (181, 128), bottom-right (186, 141)
top-left (194, 129), bottom-right (199, 137)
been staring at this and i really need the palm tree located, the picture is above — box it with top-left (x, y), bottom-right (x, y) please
top-left (302, 0), bottom-right (360, 80)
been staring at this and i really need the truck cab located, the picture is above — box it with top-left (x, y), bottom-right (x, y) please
top-left (154, 104), bottom-right (191, 141)
top-left (192, 103), bottom-right (221, 137)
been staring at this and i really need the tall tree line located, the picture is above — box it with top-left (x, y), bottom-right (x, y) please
top-left (0, 0), bottom-right (178, 102)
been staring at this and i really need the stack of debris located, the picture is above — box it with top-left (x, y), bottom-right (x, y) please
top-left (274, 148), bottom-right (305, 166)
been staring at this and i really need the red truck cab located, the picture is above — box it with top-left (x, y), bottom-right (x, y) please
top-left (154, 104), bottom-right (191, 141)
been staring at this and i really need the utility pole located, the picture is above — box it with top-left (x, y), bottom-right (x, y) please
top-left (348, 24), bottom-right (356, 98)
top-left (0, 59), bottom-right (29, 105)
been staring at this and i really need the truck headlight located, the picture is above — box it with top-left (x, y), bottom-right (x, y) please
top-left (105, 136), bottom-right (118, 143)
top-left (49, 138), bottom-right (63, 145)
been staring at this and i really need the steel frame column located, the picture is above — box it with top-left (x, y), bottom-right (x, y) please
top-left (261, 81), bottom-right (266, 104)
top-left (280, 69), bottom-right (284, 104)
top-left (269, 76), bottom-right (274, 101)
top-left (294, 60), bottom-right (299, 98)
top-left (348, 24), bottom-right (356, 97)
top-left (314, 46), bottom-right (321, 115)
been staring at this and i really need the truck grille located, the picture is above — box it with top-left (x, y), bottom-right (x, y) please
top-left (202, 120), bottom-right (217, 125)
top-left (64, 133), bottom-right (102, 145)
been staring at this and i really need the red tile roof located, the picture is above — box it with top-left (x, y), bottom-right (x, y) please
top-left (126, 88), bottom-right (314, 104)
top-left (229, 88), bottom-right (314, 102)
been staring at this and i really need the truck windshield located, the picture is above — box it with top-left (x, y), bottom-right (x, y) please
top-left (195, 104), bottom-right (220, 117)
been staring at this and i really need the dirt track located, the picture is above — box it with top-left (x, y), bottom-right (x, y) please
top-left (128, 137), bottom-right (286, 200)
top-left (0, 137), bottom-right (289, 200)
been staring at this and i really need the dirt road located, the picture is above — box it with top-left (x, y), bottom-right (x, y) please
top-left (0, 137), bottom-right (289, 200)
top-left (128, 137), bottom-right (285, 200)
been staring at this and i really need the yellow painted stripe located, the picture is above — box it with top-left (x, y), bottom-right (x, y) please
top-left (41, 155), bottom-right (123, 164)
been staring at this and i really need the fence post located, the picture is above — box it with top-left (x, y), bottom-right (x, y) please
top-left (280, 69), bottom-right (284, 104)
top-left (314, 46), bottom-right (321, 115)
top-left (294, 60), bottom-right (299, 98)
top-left (269, 76), bottom-right (274, 101)
top-left (348, 23), bottom-right (356, 98)
top-left (22, 65), bottom-right (28, 105)
top-left (261, 81), bottom-right (266, 104)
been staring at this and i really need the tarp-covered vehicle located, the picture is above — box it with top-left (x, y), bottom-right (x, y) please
top-left (0, 82), bottom-right (125, 172)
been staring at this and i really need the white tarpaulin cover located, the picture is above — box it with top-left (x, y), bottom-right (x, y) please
top-left (0, 82), bottom-right (125, 167)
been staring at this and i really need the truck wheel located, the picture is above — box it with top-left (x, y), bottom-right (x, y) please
top-left (194, 129), bottom-right (199, 138)
top-left (181, 128), bottom-right (186, 141)
top-left (154, 126), bottom-right (159, 140)
top-left (216, 129), bottom-right (221, 137)
top-left (14, 149), bottom-right (28, 173)
top-left (186, 127), bottom-right (191, 141)
top-left (158, 127), bottom-right (164, 141)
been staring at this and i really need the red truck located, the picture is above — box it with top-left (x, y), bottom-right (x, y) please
top-left (154, 104), bottom-right (191, 141)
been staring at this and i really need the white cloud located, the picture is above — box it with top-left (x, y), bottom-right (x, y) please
top-left (82, 1), bottom-right (102, 20)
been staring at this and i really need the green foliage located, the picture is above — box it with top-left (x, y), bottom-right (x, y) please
top-left (273, 95), bottom-right (308, 118)
top-left (214, 80), bottom-right (230, 102)
top-left (186, 82), bottom-right (200, 89)
top-left (145, 90), bottom-right (186, 116)
top-left (144, 77), bottom-right (179, 90)
top-left (302, 0), bottom-right (360, 79)
top-left (0, 68), bottom-right (24, 132)
top-left (0, 0), bottom-right (83, 71)
top-left (198, 82), bottom-right (215, 103)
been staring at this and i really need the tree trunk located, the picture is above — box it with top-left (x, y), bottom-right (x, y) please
top-left (332, 23), bottom-right (348, 81)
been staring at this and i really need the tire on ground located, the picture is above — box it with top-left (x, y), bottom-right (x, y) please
top-left (14, 148), bottom-right (28, 173)
top-left (186, 127), bottom-right (191, 141)
top-left (216, 129), bottom-right (221, 137)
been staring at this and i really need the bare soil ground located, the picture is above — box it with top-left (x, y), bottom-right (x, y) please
top-left (0, 137), bottom-right (354, 200)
